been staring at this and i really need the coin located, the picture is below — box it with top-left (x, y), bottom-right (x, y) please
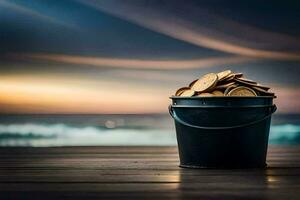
top-left (234, 79), bottom-right (258, 87)
top-left (234, 73), bottom-right (243, 78)
top-left (227, 86), bottom-right (257, 96)
top-left (220, 73), bottom-right (235, 82)
top-left (180, 89), bottom-right (195, 97)
top-left (188, 79), bottom-right (198, 87)
top-left (173, 70), bottom-right (275, 98)
top-left (217, 70), bottom-right (232, 81)
top-left (252, 87), bottom-right (274, 96)
top-left (234, 79), bottom-right (271, 91)
top-left (197, 92), bottom-right (214, 97)
top-left (215, 82), bottom-right (236, 90)
top-left (253, 84), bottom-right (271, 91)
top-left (224, 85), bottom-right (237, 95)
top-left (191, 73), bottom-right (218, 92)
top-left (236, 77), bottom-right (257, 84)
top-left (175, 87), bottom-right (190, 96)
top-left (212, 90), bottom-right (224, 96)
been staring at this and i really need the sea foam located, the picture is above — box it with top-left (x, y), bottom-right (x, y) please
top-left (0, 123), bottom-right (299, 146)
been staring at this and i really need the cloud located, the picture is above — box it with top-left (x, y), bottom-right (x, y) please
top-left (1, 74), bottom-right (300, 114)
top-left (0, 0), bottom-right (77, 29)
top-left (78, 0), bottom-right (300, 60)
top-left (9, 53), bottom-right (254, 70)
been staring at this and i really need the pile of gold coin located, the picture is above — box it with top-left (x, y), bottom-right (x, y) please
top-left (175, 70), bottom-right (275, 97)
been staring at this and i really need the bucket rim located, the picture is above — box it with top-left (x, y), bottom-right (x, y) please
top-left (170, 96), bottom-right (275, 99)
top-left (171, 105), bottom-right (275, 108)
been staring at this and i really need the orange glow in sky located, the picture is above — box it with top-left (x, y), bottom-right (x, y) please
top-left (1, 1), bottom-right (299, 114)
top-left (0, 76), bottom-right (170, 114)
top-left (11, 53), bottom-right (253, 70)
top-left (0, 75), bottom-right (299, 114)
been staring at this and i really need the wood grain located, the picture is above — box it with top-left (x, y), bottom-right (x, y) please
top-left (0, 146), bottom-right (299, 199)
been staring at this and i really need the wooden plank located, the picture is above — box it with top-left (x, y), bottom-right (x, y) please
top-left (1, 181), bottom-right (300, 192)
top-left (0, 145), bottom-right (298, 155)
top-left (0, 146), bottom-right (178, 155)
top-left (2, 168), bottom-right (300, 176)
top-left (1, 173), bottom-right (300, 184)
top-left (0, 146), bottom-right (299, 200)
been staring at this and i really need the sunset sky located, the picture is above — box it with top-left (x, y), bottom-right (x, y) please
top-left (0, 0), bottom-right (299, 114)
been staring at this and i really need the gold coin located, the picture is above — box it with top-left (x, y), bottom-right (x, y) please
top-left (252, 87), bottom-right (274, 96)
top-left (235, 79), bottom-right (270, 91)
top-left (234, 73), bottom-right (243, 78)
top-left (234, 79), bottom-right (258, 87)
top-left (212, 90), bottom-right (224, 96)
top-left (215, 82), bottom-right (236, 90)
top-left (175, 87), bottom-right (190, 96)
top-left (217, 70), bottom-right (232, 81)
top-left (188, 79), bottom-right (198, 87)
top-left (220, 73), bottom-right (235, 82)
top-left (180, 89), bottom-right (195, 97)
top-left (236, 77), bottom-right (257, 84)
top-left (172, 70), bottom-right (275, 98)
top-left (191, 73), bottom-right (218, 92)
top-left (253, 84), bottom-right (271, 91)
top-left (228, 86), bottom-right (257, 96)
top-left (197, 92), bottom-right (214, 97)
top-left (224, 85), bottom-right (237, 95)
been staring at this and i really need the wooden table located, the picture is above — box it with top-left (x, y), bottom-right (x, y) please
top-left (0, 146), bottom-right (300, 199)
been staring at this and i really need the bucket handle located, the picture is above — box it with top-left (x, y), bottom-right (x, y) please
top-left (169, 104), bottom-right (277, 130)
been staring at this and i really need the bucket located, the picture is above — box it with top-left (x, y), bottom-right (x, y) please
top-left (169, 96), bottom-right (277, 169)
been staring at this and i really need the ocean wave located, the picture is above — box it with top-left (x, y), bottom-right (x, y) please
top-left (0, 123), bottom-right (176, 146)
top-left (0, 123), bottom-right (299, 146)
top-left (0, 123), bottom-right (104, 137)
top-left (269, 124), bottom-right (300, 144)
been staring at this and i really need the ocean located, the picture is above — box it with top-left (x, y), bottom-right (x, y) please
top-left (0, 114), bottom-right (299, 146)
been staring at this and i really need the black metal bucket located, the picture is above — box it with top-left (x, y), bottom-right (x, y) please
top-left (169, 97), bottom-right (276, 169)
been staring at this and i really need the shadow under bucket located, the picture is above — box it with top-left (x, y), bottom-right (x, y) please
top-left (169, 96), bottom-right (277, 169)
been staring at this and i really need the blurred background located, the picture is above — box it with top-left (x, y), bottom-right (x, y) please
top-left (0, 0), bottom-right (299, 146)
